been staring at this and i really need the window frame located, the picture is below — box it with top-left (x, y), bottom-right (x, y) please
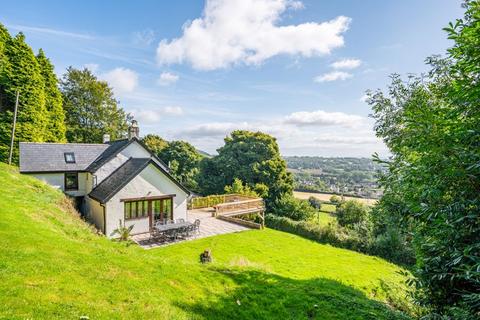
top-left (64, 152), bottom-right (76, 163)
top-left (124, 200), bottom-right (150, 220)
top-left (64, 172), bottom-right (79, 191)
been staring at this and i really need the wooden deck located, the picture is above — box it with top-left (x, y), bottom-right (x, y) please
top-left (192, 194), bottom-right (265, 229)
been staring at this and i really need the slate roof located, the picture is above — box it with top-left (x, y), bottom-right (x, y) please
top-left (86, 139), bottom-right (130, 172)
top-left (19, 142), bottom-right (109, 172)
top-left (89, 158), bottom-right (151, 203)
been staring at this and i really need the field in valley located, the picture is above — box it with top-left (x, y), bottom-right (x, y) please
top-left (294, 191), bottom-right (378, 206)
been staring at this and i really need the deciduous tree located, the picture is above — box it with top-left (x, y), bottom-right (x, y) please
top-left (60, 67), bottom-right (130, 143)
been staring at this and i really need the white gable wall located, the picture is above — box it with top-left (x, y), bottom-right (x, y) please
top-left (94, 140), bottom-right (168, 186)
top-left (104, 163), bottom-right (188, 237)
top-left (29, 172), bottom-right (88, 197)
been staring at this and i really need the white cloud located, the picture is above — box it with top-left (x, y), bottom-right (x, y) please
top-left (7, 24), bottom-right (94, 40)
top-left (133, 29), bottom-right (155, 46)
top-left (163, 106), bottom-right (184, 115)
top-left (83, 63), bottom-right (99, 73)
top-left (314, 71), bottom-right (352, 82)
top-left (284, 110), bottom-right (364, 127)
top-left (180, 122), bottom-right (251, 138)
top-left (157, 72), bottom-right (179, 86)
top-left (100, 68), bottom-right (139, 94)
top-left (314, 135), bottom-right (379, 145)
top-left (157, 0), bottom-right (351, 70)
top-left (131, 106), bottom-right (184, 124)
top-left (331, 58), bottom-right (361, 69)
top-left (359, 94), bottom-right (368, 103)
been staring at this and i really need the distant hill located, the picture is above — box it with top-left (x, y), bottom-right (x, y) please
top-left (197, 149), bottom-right (212, 158)
top-left (0, 163), bottom-right (411, 319)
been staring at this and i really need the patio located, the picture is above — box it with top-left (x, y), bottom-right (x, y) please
top-left (132, 207), bottom-right (251, 249)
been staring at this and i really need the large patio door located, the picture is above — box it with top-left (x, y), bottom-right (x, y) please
top-left (151, 197), bottom-right (173, 226)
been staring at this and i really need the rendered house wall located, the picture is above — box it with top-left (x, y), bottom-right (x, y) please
top-left (29, 172), bottom-right (88, 197)
top-left (104, 164), bottom-right (188, 237)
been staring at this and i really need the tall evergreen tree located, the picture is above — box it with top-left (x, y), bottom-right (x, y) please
top-left (60, 67), bottom-right (131, 143)
top-left (36, 49), bottom-right (65, 142)
top-left (0, 31), bottom-right (47, 163)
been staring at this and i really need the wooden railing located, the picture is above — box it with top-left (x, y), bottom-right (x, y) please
top-left (214, 198), bottom-right (264, 216)
top-left (190, 194), bottom-right (259, 209)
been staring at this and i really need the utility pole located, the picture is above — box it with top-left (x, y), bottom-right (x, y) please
top-left (8, 91), bottom-right (20, 165)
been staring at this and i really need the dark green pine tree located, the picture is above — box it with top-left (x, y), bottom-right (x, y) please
top-left (0, 23), bottom-right (13, 161)
top-left (0, 32), bottom-right (47, 163)
top-left (36, 49), bottom-right (66, 142)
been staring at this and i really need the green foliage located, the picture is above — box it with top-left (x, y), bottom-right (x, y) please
top-left (224, 178), bottom-right (259, 197)
top-left (368, 1), bottom-right (480, 317)
top-left (110, 219), bottom-right (134, 241)
top-left (336, 200), bottom-right (369, 228)
top-left (142, 134), bottom-right (168, 155)
top-left (0, 31), bottom-right (48, 163)
top-left (308, 196), bottom-right (322, 209)
top-left (36, 49), bottom-right (65, 142)
top-left (329, 195), bottom-right (342, 204)
top-left (190, 194), bottom-right (228, 209)
top-left (271, 195), bottom-right (316, 221)
top-left (158, 140), bottom-right (201, 190)
top-left (198, 130), bottom-right (293, 208)
top-left (60, 67), bottom-right (131, 143)
top-left (0, 162), bottom-right (412, 319)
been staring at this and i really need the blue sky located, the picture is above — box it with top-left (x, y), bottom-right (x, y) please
top-left (1, 0), bottom-right (464, 156)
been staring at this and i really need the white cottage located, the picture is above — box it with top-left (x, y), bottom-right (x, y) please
top-left (19, 122), bottom-right (190, 238)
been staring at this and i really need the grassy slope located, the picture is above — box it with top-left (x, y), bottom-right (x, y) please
top-left (0, 164), bottom-right (412, 320)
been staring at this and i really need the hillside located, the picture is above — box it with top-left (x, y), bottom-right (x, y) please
top-left (0, 163), bottom-right (412, 319)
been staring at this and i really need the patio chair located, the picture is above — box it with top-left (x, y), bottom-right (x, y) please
top-left (194, 219), bottom-right (201, 234)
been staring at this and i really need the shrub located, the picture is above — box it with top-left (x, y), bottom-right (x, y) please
top-left (336, 200), bottom-right (369, 227)
top-left (307, 196), bottom-right (322, 209)
top-left (329, 195), bottom-right (342, 205)
top-left (271, 195), bottom-right (316, 221)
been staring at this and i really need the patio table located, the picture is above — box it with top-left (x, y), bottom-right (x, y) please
top-left (154, 221), bottom-right (193, 232)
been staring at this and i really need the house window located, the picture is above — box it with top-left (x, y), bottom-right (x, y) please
top-left (124, 200), bottom-right (149, 220)
top-left (64, 152), bottom-right (76, 163)
top-left (64, 172), bottom-right (78, 191)
top-left (92, 175), bottom-right (97, 188)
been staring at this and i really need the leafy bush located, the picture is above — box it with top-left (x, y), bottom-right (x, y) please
top-left (307, 196), bottom-right (322, 209)
top-left (336, 200), bottom-right (369, 227)
top-left (265, 214), bottom-right (371, 254)
top-left (271, 195), bottom-right (316, 221)
top-left (224, 178), bottom-right (259, 197)
top-left (329, 195), bottom-right (342, 205)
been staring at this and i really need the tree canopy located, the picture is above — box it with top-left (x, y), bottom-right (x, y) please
top-left (0, 25), bottom-right (65, 163)
top-left (142, 134), bottom-right (168, 155)
top-left (158, 140), bottom-right (202, 190)
top-left (60, 67), bottom-right (131, 143)
top-left (368, 1), bottom-right (480, 317)
top-left (198, 130), bottom-right (293, 208)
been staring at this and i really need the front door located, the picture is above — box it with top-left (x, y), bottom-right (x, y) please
top-left (149, 197), bottom-right (174, 228)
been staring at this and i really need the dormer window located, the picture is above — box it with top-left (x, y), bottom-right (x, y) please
top-left (64, 152), bottom-right (76, 163)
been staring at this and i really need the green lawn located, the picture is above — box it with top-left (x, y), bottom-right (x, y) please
top-left (0, 164), bottom-right (413, 319)
top-left (320, 203), bottom-right (337, 213)
top-left (310, 211), bottom-right (337, 227)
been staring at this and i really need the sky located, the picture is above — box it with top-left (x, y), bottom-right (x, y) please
top-left (0, 0), bottom-right (464, 157)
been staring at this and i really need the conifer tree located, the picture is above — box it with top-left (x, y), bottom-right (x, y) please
top-left (0, 32), bottom-right (47, 163)
top-left (36, 49), bottom-right (65, 142)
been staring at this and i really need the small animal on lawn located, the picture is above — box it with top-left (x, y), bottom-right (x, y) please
top-left (200, 249), bottom-right (212, 263)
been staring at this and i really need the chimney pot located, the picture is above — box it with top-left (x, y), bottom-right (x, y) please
top-left (128, 120), bottom-right (140, 140)
top-left (103, 134), bottom-right (110, 144)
